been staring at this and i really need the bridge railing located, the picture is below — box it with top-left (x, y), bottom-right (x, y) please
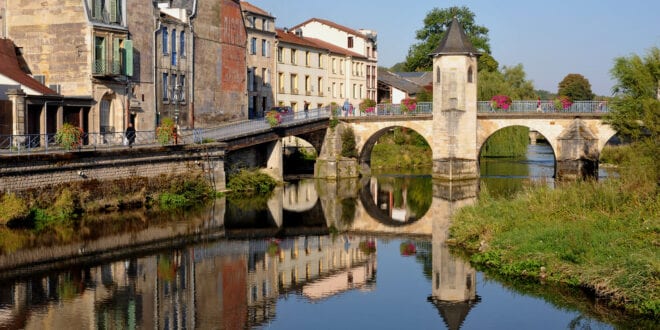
top-left (476, 100), bottom-right (609, 113)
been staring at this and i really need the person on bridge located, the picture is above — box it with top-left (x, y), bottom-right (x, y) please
top-left (125, 123), bottom-right (136, 148)
top-left (343, 98), bottom-right (350, 117)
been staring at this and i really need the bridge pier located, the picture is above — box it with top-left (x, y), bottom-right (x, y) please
top-left (314, 124), bottom-right (359, 179)
top-left (556, 118), bottom-right (599, 180)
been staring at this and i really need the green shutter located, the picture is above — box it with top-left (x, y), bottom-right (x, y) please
top-left (93, 0), bottom-right (101, 19)
top-left (124, 40), bottom-right (133, 76)
top-left (109, 0), bottom-right (117, 23)
top-left (113, 38), bottom-right (120, 74)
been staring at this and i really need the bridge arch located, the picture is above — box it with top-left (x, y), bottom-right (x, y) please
top-left (477, 123), bottom-right (560, 160)
top-left (349, 119), bottom-right (433, 167)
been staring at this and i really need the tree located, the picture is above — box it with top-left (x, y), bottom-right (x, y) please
top-left (389, 62), bottom-right (407, 72)
top-left (557, 73), bottom-right (595, 101)
top-left (404, 6), bottom-right (490, 72)
top-left (477, 64), bottom-right (536, 100)
top-left (608, 47), bottom-right (660, 140)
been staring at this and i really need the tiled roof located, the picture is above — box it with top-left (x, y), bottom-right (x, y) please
top-left (305, 37), bottom-right (366, 59)
top-left (291, 18), bottom-right (367, 38)
top-left (431, 18), bottom-right (479, 56)
top-left (396, 71), bottom-right (433, 87)
top-left (276, 28), bottom-right (324, 50)
top-left (0, 38), bottom-right (57, 95)
top-left (240, 1), bottom-right (273, 18)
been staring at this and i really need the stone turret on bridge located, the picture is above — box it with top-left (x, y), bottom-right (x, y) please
top-left (430, 18), bottom-right (480, 180)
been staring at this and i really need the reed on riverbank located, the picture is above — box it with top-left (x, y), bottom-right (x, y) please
top-left (449, 142), bottom-right (659, 317)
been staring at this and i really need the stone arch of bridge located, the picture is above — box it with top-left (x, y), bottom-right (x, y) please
top-left (358, 178), bottom-right (426, 227)
top-left (355, 122), bottom-right (433, 167)
top-left (477, 122), bottom-right (561, 161)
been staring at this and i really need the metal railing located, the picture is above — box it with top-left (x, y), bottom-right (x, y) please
top-left (477, 100), bottom-right (609, 113)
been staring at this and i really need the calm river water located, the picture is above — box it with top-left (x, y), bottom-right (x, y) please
top-left (0, 144), bottom-right (650, 329)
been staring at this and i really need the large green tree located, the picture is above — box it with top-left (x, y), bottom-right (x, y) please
top-left (478, 64), bottom-right (536, 100)
top-left (404, 6), bottom-right (490, 72)
top-left (557, 73), bottom-right (595, 101)
top-left (608, 47), bottom-right (660, 140)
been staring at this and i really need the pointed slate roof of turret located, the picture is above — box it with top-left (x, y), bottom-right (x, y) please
top-left (428, 296), bottom-right (481, 330)
top-left (430, 18), bottom-right (479, 56)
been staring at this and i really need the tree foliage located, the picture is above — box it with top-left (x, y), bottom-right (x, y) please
top-left (607, 47), bottom-right (660, 141)
top-left (478, 64), bottom-right (536, 100)
top-left (404, 6), bottom-right (490, 72)
top-left (557, 73), bottom-right (595, 101)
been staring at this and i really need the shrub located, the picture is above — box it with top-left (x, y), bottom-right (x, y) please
top-left (359, 98), bottom-right (377, 113)
top-left (265, 111), bottom-right (281, 127)
top-left (490, 94), bottom-right (512, 110)
top-left (156, 118), bottom-right (176, 145)
top-left (55, 123), bottom-right (83, 150)
top-left (0, 193), bottom-right (29, 225)
top-left (553, 96), bottom-right (573, 110)
top-left (341, 127), bottom-right (357, 158)
top-left (227, 169), bottom-right (277, 195)
top-left (400, 98), bottom-right (417, 113)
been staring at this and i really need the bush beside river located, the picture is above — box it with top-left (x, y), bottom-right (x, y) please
top-left (449, 142), bottom-right (659, 318)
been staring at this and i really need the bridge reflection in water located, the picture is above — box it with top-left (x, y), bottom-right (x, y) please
top-left (0, 178), bottom-right (481, 329)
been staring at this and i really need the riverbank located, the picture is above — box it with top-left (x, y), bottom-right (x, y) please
top-left (449, 142), bottom-right (659, 318)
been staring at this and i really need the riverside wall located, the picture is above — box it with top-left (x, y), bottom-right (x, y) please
top-left (0, 143), bottom-right (226, 192)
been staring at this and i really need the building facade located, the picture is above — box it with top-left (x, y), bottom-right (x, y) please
top-left (241, 2), bottom-right (276, 119)
top-left (292, 18), bottom-right (378, 103)
top-left (274, 28), bottom-right (328, 112)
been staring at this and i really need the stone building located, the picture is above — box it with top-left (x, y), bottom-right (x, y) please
top-left (241, 1), bottom-right (276, 119)
top-left (274, 28), bottom-right (328, 112)
top-left (1, 0), bottom-right (129, 139)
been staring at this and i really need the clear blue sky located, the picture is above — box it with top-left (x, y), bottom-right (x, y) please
top-left (246, 0), bottom-right (660, 96)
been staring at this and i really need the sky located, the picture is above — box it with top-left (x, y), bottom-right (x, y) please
top-left (246, 0), bottom-right (660, 96)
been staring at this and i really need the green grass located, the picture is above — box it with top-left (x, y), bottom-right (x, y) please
top-left (449, 142), bottom-right (659, 317)
top-left (227, 169), bottom-right (278, 196)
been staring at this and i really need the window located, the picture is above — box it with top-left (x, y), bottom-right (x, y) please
top-left (291, 49), bottom-right (297, 64)
top-left (248, 68), bottom-right (254, 92)
top-left (109, 0), bottom-right (120, 23)
top-left (332, 82), bottom-right (336, 98)
top-left (262, 68), bottom-right (269, 85)
top-left (277, 47), bottom-right (283, 63)
top-left (162, 73), bottom-right (168, 100)
top-left (92, 0), bottom-right (104, 20)
top-left (265, 41), bottom-right (271, 57)
top-left (305, 51), bottom-right (310, 66)
top-left (305, 75), bottom-right (311, 94)
top-left (317, 77), bottom-right (323, 96)
top-left (261, 39), bottom-right (267, 56)
top-left (340, 59), bottom-right (344, 74)
top-left (252, 67), bottom-right (258, 90)
top-left (290, 74), bottom-right (298, 94)
top-left (332, 58), bottom-right (336, 73)
top-left (100, 99), bottom-right (110, 132)
top-left (180, 31), bottom-right (185, 57)
top-left (248, 16), bottom-right (255, 28)
top-left (180, 75), bottom-right (186, 101)
top-left (278, 72), bottom-right (284, 92)
top-left (468, 66), bottom-right (474, 83)
top-left (250, 37), bottom-right (257, 55)
top-left (359, 84), bottom-right (363, 99)
top-left (171, 29), bottom-right (177, 65)
top-left (352, 84), bottom-right (356, 98)
top-left (318, 54), bottom-right (323, 68)
top-left (436, 66), bottom-right (441, 83)
top-left (94, 36), bottom-right (106, 74)
top-left (171, 74), bottom-right (177, 100)
top-left (162, 27), bottom-right (168, 54)
top-left (347, 36), bottom-right (354, 48)
top-left (263, 19), bottom-right (269, 31)
top-left (291, 102), bottom-right (297, 111)
top-left (340, 83), bottom-right (344, 98)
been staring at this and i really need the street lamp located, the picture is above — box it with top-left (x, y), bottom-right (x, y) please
top-left (171, 84), bottom-right (181, 144)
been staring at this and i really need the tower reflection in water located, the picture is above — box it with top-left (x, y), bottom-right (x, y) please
top-left (0, 235), bottom-right (376, 329)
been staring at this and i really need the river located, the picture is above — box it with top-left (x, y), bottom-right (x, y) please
top-left (0, 143), bottom-right (649, 329)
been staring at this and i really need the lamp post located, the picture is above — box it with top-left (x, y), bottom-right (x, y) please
top-left (172, 84), bottom-right (181, 144)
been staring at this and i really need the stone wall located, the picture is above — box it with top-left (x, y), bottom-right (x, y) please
top-left (0, 143), bottom-right (226, 192)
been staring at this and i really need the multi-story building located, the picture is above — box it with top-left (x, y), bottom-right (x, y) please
top-left (241, 1), bottom-right (276, 119)
top-left (292, 18), bottom-right (378, 103)
top-left (1, 0), bottom-right (131, 138)
top-left (274, 28), bottom-right (328, 112)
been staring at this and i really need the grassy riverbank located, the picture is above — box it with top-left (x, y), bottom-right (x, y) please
top-left (370, 127), bottom-right (432, 170)
top-left (449, 142), bottom-right (659, 317)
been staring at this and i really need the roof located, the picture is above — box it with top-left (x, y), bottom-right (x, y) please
top-left (396, 71), bottom-right (433, 87)
top-left (377, 68), bottom-right (424, 94)
top-left (291, 18), bottom-right (367, 38)
top-left (0, 39), bottom-right (57, 96)
top-left (276, 28), bottom-right (324, 50)
top-left (430, 18), bottom-right (479, 56)
top-left (275, 29), bottom-right (367, 59)
top-left (240, 1), bottom-right (274, 18)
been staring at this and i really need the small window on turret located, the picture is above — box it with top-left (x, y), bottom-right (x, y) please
top-left (468, 66), bottom-right (474, 83)
top-left (436, 66), bottom-right (441, 83)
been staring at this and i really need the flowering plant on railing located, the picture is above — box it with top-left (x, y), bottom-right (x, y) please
top-left (553, 96), bottom-right (573, 110)
top-left (359, 98), bottom-right (377, 114)
top-left (265, 110), bottom-right (281, 127)
top-left (490, 94), bottom-right (512, 110)
top-left (400, 98), bottom-right (417, 113)
top-left (55, 123), bottom-right (83, 150)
